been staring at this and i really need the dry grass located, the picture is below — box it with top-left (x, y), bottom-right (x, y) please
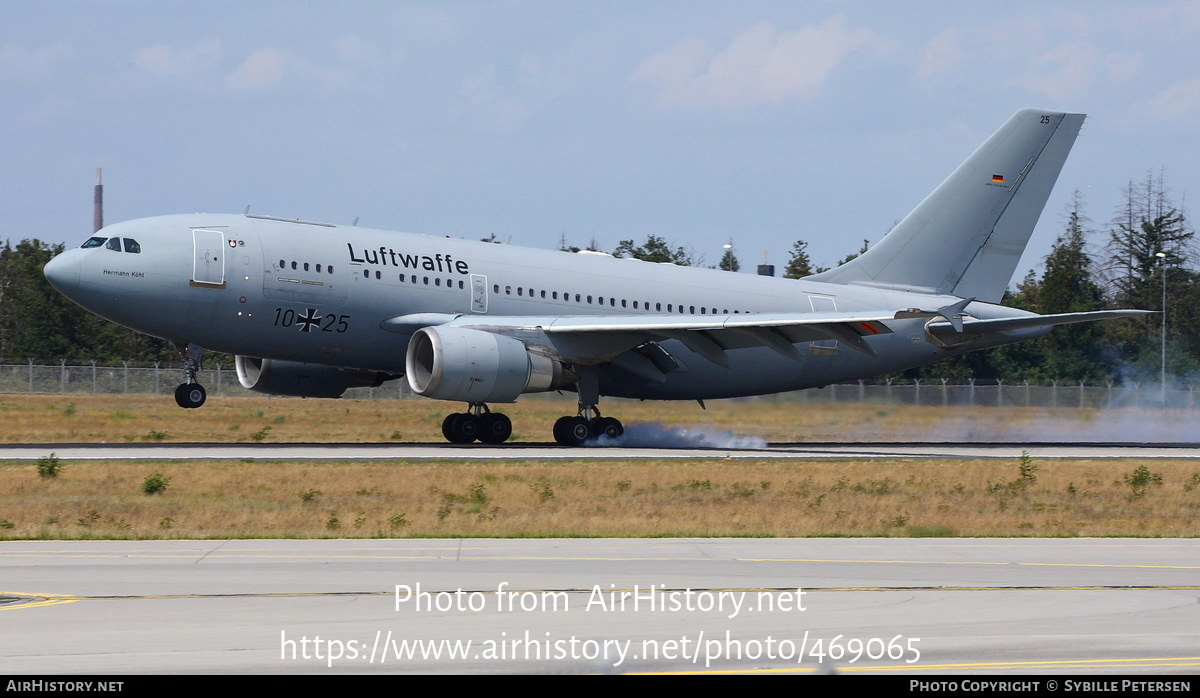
top-left (2, 457), bottom-right (1197, 539)
top-left (0, 393), bottom-right (1192, 443)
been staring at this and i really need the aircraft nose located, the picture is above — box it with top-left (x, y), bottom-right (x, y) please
top-left (43, 249), bottom-right (81, 298)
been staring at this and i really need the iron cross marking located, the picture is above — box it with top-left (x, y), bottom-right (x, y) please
top-left (296, 308), bottom-right (321, 332)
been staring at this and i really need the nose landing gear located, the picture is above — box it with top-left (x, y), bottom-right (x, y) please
top-left (172, 342), bottom-right (207, 409)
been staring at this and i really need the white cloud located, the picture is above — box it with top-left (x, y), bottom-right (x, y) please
top-left (1148, 77), bottom-right (1200, 120)
top-left (916, 27), bottom-right (964, 79)
top-left (132, 39), bottom-right (222, 80)
top-left (1019, 43), bottom-right (1141, 100)
top-left (633, 17), bottom-right (875, 109)
top-left (226, 48), bottom-right (291, 90)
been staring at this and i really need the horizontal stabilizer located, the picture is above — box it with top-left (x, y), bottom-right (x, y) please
top-left (926, 309), bottom-right (1153, 344)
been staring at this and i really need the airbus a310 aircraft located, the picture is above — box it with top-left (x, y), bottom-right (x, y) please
top-left (44, 108), bottom-right (1147, 445)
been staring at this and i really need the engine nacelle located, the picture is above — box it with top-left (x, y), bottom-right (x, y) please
top-left (405, 326), bottom-right (571, 403)
top-left (235, 356), bottom-right (390, 398)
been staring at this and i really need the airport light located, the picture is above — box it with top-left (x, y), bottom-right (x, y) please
top-left (1157, 251), bottom-right (1167, 404)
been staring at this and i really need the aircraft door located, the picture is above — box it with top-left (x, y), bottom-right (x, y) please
top-left (191, 229), bottom-right (226, 288)
top-left (470, 274), bottom-right (488, 313)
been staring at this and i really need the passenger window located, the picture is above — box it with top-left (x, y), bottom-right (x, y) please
top-left (291, 262), bottom-right (298, 270)
top-left (123, 239), bottom-right (141, 254)
top-left (316, 264), bottom-right (322, 273)
top-left (279, 259), bottom-right (286, 268)
top-left (303, 262), bottom-right (310, 271)
top-left (435, 278), bottom-right (441, 287)
top-left (81, 236), bottom-right (106, 249)
top-left (105, 237), bottom-right (121, 251)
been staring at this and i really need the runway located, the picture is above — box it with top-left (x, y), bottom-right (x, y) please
top-left (1, 538), bottom-right (1197, 674)
top-left (4, 441), bottom-right (1200, 461)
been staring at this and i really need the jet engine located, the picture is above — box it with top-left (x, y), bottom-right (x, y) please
top-left (405, 326), bottom-right (572, 403)
top-left (235, 356), bottom-right (391, 398)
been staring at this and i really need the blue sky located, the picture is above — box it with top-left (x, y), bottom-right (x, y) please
top-left (3, 1), bottom-right (1198, 280)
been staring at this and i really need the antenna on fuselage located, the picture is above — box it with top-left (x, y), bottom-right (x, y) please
top-left (352, 216), bottom-right (359, 226)
top-left (93, 168), bottom-right (103, 233)
top-left (243, 205), bottom-right (251, 215)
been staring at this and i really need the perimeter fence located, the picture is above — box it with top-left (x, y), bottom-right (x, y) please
top-left (1, 362), bottom-right (1196, 409)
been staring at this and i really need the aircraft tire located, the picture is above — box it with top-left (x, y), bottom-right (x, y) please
top-left (557, 416), bottom-right (591, 446)
top-left (595, 417), bottom-right (624, 439)
top-left (174, 383), bottom-right (206, 409)
top-left (478, 413), bottom-right (512, 444)
top-left (552, 416), bottom-right (575, 446)
top-left (448, 413), bottom-right (480, 444)
top-left (441, 413), bottom-right (461, 442)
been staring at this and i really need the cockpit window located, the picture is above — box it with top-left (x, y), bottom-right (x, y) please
top-left (123, 238), bottom-right (141, 254)
top-left (81, 236), bottom-right (106, 249)
top-left (104, 237), bottom-right (121, 251)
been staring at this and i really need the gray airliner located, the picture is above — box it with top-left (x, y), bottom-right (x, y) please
top-left (43, 108), bottom-right (1147, 445)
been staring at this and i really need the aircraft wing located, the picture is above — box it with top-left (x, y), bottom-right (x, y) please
top-left (381, 310), bottom-right (901, 367)
top-left (382, 306), bottom-right (1151, 371)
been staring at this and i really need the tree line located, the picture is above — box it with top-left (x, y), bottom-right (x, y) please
top-left (2, 171), bottom-right (1191, 383)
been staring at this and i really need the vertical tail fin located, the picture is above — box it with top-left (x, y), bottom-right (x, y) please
top-left (808, 108), bottom-right (1085, 302)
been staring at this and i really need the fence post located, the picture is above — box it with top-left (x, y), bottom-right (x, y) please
top-left (123, 361), bottom-right (129, 394)
top-left (60, 359), bottom-right (67, 394)
top-left (1051, 380), bottom-right (1058, 408)
top-left (28, 359), bottom-right (34, 393)
top-left (1024, 379), bottom-right (1031, 407)
top-left (997, 379), bottom-right (1003, 408)
top-left (154, 362), bottom-right (161, 395)
top-left (1079, 381), bottom-right (1085, 409)
top-left (968, 378), bottom-right (975, 406)
top-left (91, 360), bottom-right (97, 395)
top-left (941, 378), bottom-right (948, 407)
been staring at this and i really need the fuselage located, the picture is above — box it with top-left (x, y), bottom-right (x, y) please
top-left (44, 213), bottom-right (1043, 401)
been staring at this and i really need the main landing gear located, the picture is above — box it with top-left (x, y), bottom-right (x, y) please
top-left (172, 342), bottom-right (207, 409)
top-left (441, 404), bottom-right (512, 445)
top-left (550, 367), bottom-right (622, 446)
top-left (552, 409), bottom-right (624, 447)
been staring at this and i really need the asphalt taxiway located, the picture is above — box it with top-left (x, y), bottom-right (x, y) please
top-left (2, 538), bottom-right (1197, 674)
